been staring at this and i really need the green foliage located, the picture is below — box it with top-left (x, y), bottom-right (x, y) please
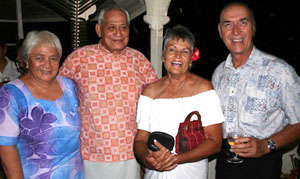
top-left (36, 0), bottom-right (105, 49)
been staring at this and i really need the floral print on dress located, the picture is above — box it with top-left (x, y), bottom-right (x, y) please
top-left (0, 76), bottom-right (83, 179)
top-left (0, 88), bottom-right (10, 124)
top-left (20, 106), bottom-right (57, 136)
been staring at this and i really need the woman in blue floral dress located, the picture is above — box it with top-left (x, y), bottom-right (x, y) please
top-left (0, 30), bottom-right (84, 179)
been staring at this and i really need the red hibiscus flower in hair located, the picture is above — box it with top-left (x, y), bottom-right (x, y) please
top-left (192, 47), bottom-right (200, 61)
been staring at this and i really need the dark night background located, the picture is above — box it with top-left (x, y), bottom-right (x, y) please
top-left (2, 0), bottom-right (300, 80)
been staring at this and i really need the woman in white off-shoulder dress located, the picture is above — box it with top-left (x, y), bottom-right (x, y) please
top-left (134, 25), bottom-right (225, 179)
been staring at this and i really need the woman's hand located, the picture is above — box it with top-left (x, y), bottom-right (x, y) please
top-left (134, 130), bottom-right (177, 172)
top-left (145, 140), bottom-right (177, 171)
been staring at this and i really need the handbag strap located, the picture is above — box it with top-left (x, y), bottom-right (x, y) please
top-left (183, 111), bottom-right (202, 130)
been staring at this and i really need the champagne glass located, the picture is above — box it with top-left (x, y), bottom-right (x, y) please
top-left (227, 132), bottom-right (243, 164)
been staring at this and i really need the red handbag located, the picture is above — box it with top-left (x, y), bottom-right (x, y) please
top-left (175, 111), bottom-right (205, 153)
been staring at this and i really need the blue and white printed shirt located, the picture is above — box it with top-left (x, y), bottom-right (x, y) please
top-left (212, 47), bottom-right (300, 139)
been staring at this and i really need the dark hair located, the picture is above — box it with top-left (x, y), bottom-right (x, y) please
top-left (162, 25), bottom-right (195, 57)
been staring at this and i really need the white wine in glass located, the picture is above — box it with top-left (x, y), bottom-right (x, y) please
top-left (227, 132), bottom-right (243, 164)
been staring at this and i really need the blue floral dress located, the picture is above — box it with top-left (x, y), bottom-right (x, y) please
top-left (0, 76), bottom-right (84, 179)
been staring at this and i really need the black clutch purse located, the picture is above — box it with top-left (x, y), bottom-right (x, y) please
top-left (147, 131), bottom-right (175, 151)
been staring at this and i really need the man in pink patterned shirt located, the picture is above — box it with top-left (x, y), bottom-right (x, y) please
top-left (59, 7), bottom-right (157, 179)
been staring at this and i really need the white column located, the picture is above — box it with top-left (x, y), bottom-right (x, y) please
top-left (144, 0), bottom-right (171, 78)
top-left (16, 0), bottom-right (24, 39)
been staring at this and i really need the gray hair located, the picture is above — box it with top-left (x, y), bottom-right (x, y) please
top-left (21, 30), bottom-right (62, 61)
top-left (98, 7), bottom-right (130, 26)
top-left (163, 25), bottom-right (195, 57)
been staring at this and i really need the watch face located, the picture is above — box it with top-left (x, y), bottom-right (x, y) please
top-left (268, 139), bottom-right (276, 150)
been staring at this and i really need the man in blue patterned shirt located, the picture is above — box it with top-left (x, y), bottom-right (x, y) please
top-left (212, 2), bottom-right (300, 179)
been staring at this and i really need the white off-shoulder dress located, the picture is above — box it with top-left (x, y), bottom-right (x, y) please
top-left (136, 90), bottom-right (225, 179)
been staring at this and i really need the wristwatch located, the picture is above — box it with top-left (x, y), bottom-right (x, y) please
top-left (267, 138), bottom-right (276, 152)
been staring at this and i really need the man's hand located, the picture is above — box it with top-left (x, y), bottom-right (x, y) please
top-left (230, 137), bottom-right (268, 158)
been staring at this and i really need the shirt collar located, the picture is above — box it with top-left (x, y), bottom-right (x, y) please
top-left (224, 46), bottom-right (263, 69)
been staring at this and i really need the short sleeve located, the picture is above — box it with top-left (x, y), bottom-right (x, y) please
top-left (141, 57), bottom-right (157, 85)
top-left (136, 95), bottom-right (153, 131)
top-left (134, 51), bottom-right (157, 86)
top-left (196, 90), bottom-right (225, 127)
top-left (0, 86), bottom-right (21, 145)
top-left (59, 51), bottom-right (79, 79)
top-left (281, 65), bottom-right (300, 124)
top-left (211, 67), bottom-right (219, 88)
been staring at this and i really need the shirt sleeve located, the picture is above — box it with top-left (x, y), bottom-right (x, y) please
top-left (136, 95), bottom-right (153, 132)
top-left (0, 86), bottom-right (21, 145)
top-left (196, 90), bottom-right (225, 127)
top-left (59, 51), bottom-right (79, 79)
top-left (281, 65), bottom-right (300, 124)
top-left (211, 70), bottom-right (218, 89)
top-left (211, 62), bottom-right (223, 90)
top-left (137, 53), bottom-right (158, 86)
top-left (4, 58), bottom-right (20, 81)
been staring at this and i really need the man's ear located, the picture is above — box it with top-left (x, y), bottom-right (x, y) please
top-left (218, 24), bottom-right (223, 39)
top-left (95, 24), bottom-right (101, 38)
top-left (252, 24), bottom-right (256, 37)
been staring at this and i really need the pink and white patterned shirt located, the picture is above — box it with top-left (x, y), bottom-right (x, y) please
top-left (59, 43), bottom-right (157, 162)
